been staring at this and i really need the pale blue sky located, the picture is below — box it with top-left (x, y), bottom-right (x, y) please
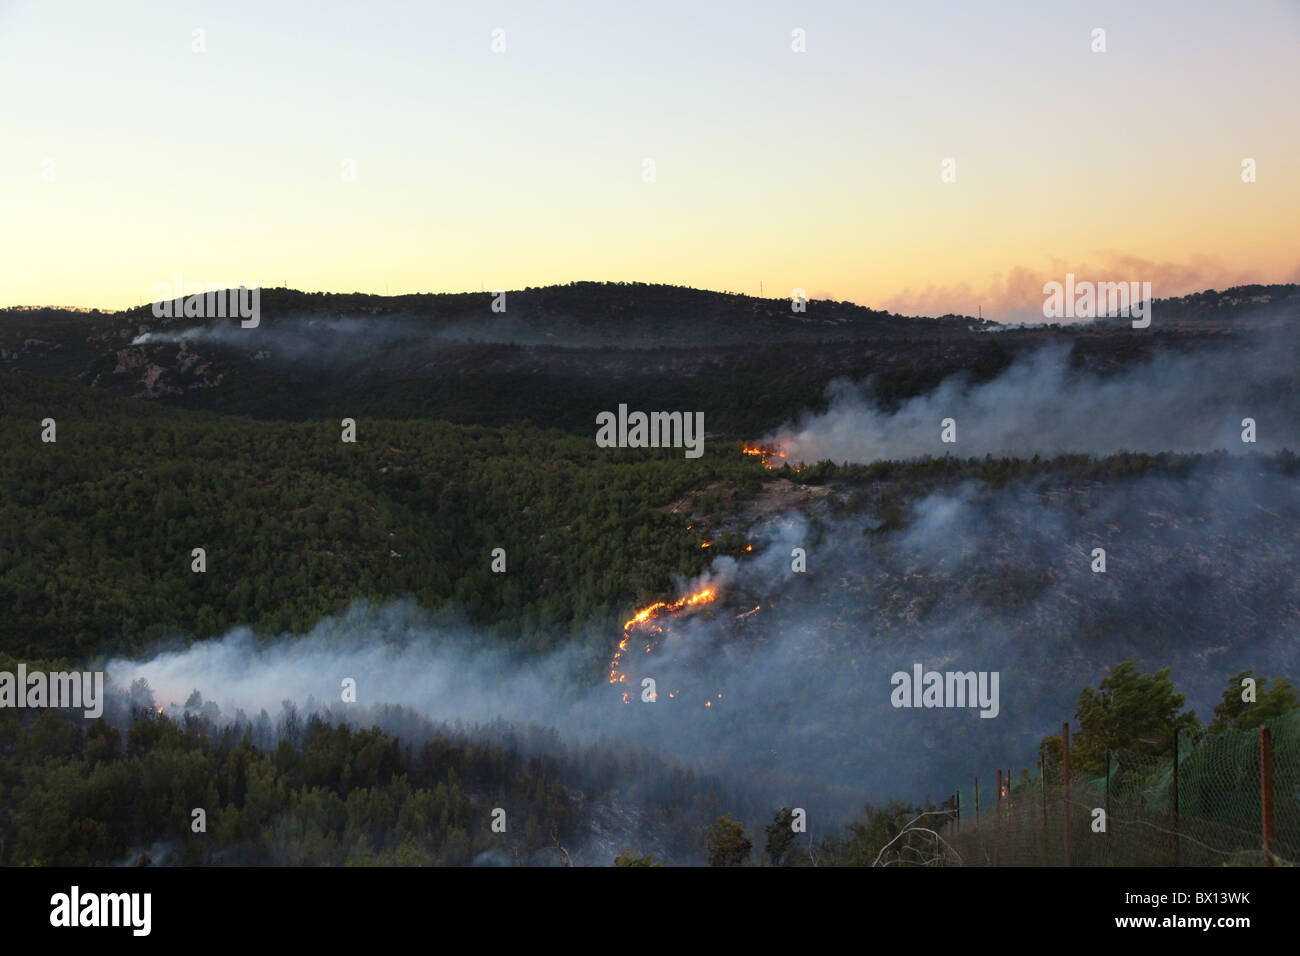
top-left (3, 0), bottom-right (1297, 315)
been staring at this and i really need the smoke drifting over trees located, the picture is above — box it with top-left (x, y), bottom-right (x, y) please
top-left (768, 333), bottom-right (1300, 464)
top-left (100, 454), bottom-right (1300, 844)
top-left (5, 283), bottom-right (1298, 865)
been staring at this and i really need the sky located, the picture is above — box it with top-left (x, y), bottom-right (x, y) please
top-left (2, 0), bottom-right (1298, 319)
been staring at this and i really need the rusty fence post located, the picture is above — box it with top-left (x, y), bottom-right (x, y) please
top-left (1262, 726), bottom-right (1275, 867)
top-left (1172, 727), bottom-right (1180, 866)
top-left (1040, 748), bottom-right (1047, 829)
top-left (1104, 749), bottom-right (1111, 855)
top-left (1063, 722), bottom-right (1071, 868)
top-left (994, 768), bottom-right (1002, 865)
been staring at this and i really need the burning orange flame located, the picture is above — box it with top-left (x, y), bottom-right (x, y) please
top-left (742, 443), bottom-right (804, 472)
top-left (609, 586), bottom-right (719, 690)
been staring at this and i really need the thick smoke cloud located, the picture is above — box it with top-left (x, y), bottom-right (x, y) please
top-left (767, 337), bottom-right (1300, 464)
top-left (99, 458), bottom-right (1300, 846)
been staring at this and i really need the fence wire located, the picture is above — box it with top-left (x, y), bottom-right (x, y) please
top-left (938, 713), bottom-right (1299, 866)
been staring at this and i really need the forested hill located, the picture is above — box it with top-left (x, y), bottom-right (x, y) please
top-left (1, 282), bottom-right (1294, 433)
top-left (6, 281), bottom-right (984, 351)
top-left (0, 370), bottom-right (750, 660)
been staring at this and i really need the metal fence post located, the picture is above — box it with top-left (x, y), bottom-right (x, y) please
top-left (1262, 726), bottom-right (1275, 867)
top-left (1105, 749), bottom-right (1111, 853)
top-left (994, 768), bottom-right (1002, 865)
top-left (1173, 727), bottom-right (1180, 866)
top-left (1040, 747), bottom-right (1047, 832)
top-left (1063, 722), bottom-right (1071, 868)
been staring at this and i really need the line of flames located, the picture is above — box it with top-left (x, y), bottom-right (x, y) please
top-left (742, 443), bottom-right (804, 471)
top-left (609, 586), bottom-right (723, 705)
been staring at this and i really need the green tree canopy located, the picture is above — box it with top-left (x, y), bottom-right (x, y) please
top-left (705, 814), bottom-right (752, 867)
top-left (764, 807), bottom-right (799, 866)
top-left (1209, 670), bottom-right (1300, 734)
top-left (1071, 659), bottom-right (1200, 775)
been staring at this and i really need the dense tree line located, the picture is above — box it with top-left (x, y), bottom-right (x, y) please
top-left (6, 372), bottom-right (1292, 665)
top-left (0, 373), bottom-right (769, 661)
top-left (0, 687), bottom-right (753, 866)
top-left (0, 705), bottom-right (577, 866)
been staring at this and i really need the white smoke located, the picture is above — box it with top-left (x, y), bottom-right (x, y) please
top-left (95, 457), bottom-right (1300, 817)
top-left (767, 339), bottom-right (1299, 464)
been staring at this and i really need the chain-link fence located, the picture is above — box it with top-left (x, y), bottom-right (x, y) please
top-left (935, 712), bottom-right (1299, 866)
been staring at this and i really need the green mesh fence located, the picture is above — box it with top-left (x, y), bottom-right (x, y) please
top-left (936, 712), bottom-right (1299, 866)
